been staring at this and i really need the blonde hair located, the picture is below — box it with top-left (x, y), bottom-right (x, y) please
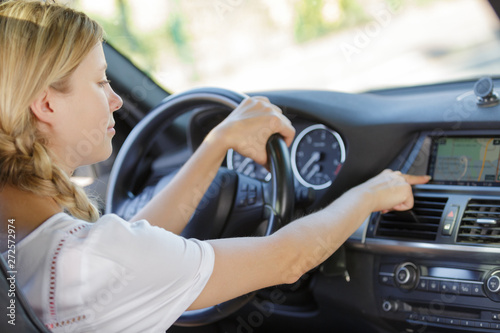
top-left (0, 0), bottom-right (104, 221)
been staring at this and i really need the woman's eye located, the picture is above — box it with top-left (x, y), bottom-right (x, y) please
top-left (99, 80), bottom-right (111, 87)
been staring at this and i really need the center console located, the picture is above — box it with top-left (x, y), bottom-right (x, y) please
top-left (364, 130), bottom-right (500, 332)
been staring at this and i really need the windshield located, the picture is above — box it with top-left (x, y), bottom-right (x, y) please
top-left (74, 0), bottom-right (500, 93)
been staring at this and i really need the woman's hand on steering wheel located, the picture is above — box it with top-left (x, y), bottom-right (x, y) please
top-left (206, 96), bottom-right (296, 167)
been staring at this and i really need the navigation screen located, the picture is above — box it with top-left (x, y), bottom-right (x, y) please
top-left (428, 137), bottom-right (500, 186)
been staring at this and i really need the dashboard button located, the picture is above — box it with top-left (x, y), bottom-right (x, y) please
top-left (475, 321), bottom-right (490, 328)
top-left (408, 313), bottom-right (418, 321)
top-left (450, 282), bottom-right (460, 293)
top-left (441, 205), bottom-right (459, 236)
top-left (417, 279), bottom-right (428, 291)
top-left (428, 280), bottom-right (439, 292)
top-left (397, 267), bottom-right (410, 284)
top-left (487, 275), bottom-right (500, 293)
top-left (439, 281), bottom-right (455, 293)
top-left (381, 301), bottom-right (392, 312)
top-left (417, 314), bottom-right (426, 321)
top-left (459, 283), bottom-right (472, 295)
top-left (460, 320), bottom-right (474, 327)
top-left (379, 274), bottom-right (394, 286)
top-left (381, 300), bottom-right (399, 312)
top-left (394, 263), bottom-right (418, 289)
top-left (439, 281), bottom-right (460, 294)
top-left (471, 284), bottom-right (485, 297)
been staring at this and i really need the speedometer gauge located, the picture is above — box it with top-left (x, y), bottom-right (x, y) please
top-left (291, 124), bottom-right (346, 190)
top-left (227, 149), bottom-right (271, 181)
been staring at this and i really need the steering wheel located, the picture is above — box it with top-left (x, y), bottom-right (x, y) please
top-left (106, 87), bottom-right (294, 326)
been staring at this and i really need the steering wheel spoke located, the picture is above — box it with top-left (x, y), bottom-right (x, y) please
top-left (220, 173), bottom-right (267, 238)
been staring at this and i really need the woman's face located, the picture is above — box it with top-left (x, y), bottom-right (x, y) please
top-left (46, 43), bottom-right (123, 172)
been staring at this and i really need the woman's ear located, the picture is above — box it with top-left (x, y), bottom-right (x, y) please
top-left (30, 89), bottom-right (54, 125)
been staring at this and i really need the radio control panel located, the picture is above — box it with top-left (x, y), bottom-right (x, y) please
top-left (377, 261), bottom-right (500, 331)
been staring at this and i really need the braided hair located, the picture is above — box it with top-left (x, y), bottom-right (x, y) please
top-left (0, 1), bottom-right (104, 221)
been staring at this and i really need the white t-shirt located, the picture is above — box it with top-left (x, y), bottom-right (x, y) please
top-left (15, 213), bottom-right (215, 332)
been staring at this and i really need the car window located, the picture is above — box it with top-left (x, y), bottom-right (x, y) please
top-left (74, 0), bottom-right (500, 93)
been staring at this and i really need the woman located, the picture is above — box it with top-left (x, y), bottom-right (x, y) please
top-left (0, 1), bottom-right (429, 332)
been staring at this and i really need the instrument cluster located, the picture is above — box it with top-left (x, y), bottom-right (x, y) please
top-left (227, 122), bottom-right (346, 191)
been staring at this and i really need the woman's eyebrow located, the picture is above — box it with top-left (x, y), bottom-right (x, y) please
top-left (98, 63), bottom-right (108, 72)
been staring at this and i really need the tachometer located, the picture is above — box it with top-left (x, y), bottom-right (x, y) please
top-left (291, 124), bottom-right (345, 190)
top-left (227, 149), bottom-right (271, 181)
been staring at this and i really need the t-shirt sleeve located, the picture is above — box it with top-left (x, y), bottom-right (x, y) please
top-left (75, 214), bottom-right (214, 332)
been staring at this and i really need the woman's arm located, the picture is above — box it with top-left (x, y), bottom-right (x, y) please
top-left (189, 171), bottom-right (430, 310)
top-left (129, 97), bottom-right (295, 234)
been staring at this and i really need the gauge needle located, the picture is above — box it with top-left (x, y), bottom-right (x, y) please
top-left (237, 157), bottom-right (253, 173)
top-left (306, 164), bottom-right (320, 180)
top-left (301, 151), bottom-right (321, 175)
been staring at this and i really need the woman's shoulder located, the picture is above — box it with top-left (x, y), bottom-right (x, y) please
top-left (19, 213), bottom-right (136, 250)
top-left (35, 212), bottom-right (144, 234)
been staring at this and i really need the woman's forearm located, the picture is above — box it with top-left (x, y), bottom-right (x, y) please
top-left (130, 134), bottom-right (228, 234)
top-left (269, 187), bottom-right (374, 282)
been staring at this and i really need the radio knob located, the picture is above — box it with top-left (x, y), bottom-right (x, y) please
top-left (395, 262), bottom-right (418, 289)
top-left (382, 300), bottom-right (398, 312)
top-left (487, 273), bottom-right (500, 293)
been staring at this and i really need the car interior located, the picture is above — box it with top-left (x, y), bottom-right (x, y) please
top-left (2, 0), bottom-right (500, 332)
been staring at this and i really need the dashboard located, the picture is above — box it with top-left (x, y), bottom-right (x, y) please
top-left (240, 82), bottom-right (500, 332)
top-left (115, 79), bottom-right (500, 333)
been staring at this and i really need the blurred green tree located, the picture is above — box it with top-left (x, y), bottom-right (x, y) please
top-left (294, 0), bottom-right (368, 43)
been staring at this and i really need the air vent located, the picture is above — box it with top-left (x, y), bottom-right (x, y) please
top-left (457, 199), bottom-right (500, 245)
top-left (375, 196), bottom-right (448, 241)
